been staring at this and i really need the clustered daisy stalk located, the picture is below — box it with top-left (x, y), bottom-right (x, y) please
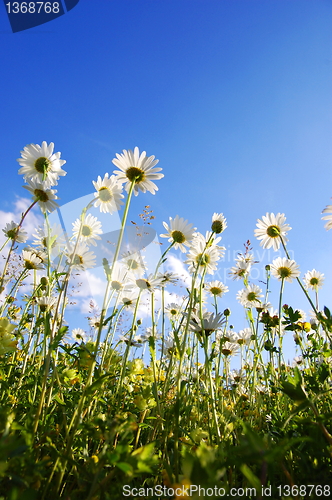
top-left (1, 142), bottom-right (331, 498)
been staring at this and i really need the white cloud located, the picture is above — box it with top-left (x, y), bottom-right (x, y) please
top-left (0, 196), bottom-right (43, 248)
top-left (166, 253), bottom-right (191, 286)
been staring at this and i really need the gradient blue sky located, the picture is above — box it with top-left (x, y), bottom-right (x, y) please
top-left (1, 0), bottom-right (332, 358)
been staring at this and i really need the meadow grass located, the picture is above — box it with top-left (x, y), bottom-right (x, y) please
top-left (0, 144), bottom-right (331, 499)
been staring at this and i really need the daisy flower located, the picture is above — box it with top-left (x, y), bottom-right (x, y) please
top-left (270, 257), bottom-right (300, 283)
top-left (220, 341), bottom-right (240, 357)
top-left (159, 335), bottom-right (177, 358)
top-left (303, 269), bottom-right (325, 290)
top-left (211, 213), bottom-right (227, 234)
top-left (112, 147), bottom-right (163, 196)
top-left (254, 213), bottom-right (291, 251)
top-left (294, 309), bottom-right (307, 321)
top-left (160, 215), bottom-right (196, 252)
top-left (32, 223), bottom-right (65, 257)
top-left (24, 246), bottom-right (48, 266)
top-left (133, 274), bottom-right (165, 293)
top-left (189, 311), bottom-right (225, 336)
top-left (72, 214), bottom-right (103, 247)
top-left (92, 173), bottom-right (124, 214)
top-left (2, 222), bottom-right (28, 244)
top-left (233, 328), bottom-right (252, 346)
top-left (120, 290), bottom-right (140, 310)
top-left (159, 271), bottom-right (179, 285)
top-left (24, 180), bottom-right (59, 213)
top-left (186, 232), bottom-right (224, 275)
top-left (165, 302), bottom-right (182, 320)
top-left (229, 260), bottom-right (251, 280)
top-left (229, 369), bottom-right (246, 385)
top-left (17, 141), bottom-right (66, 188)
top-left (121, 251), bottom-right (147, 276)
top-left (88, 315), bottom-right (103, 331)
top-left (35, 295), bottom-right (57, 312)
top-left (118, 333), bottom-right (143, 347)
top-left (322, 202), bottom-right (332, 230)
top-left (22, 249), bottom-right (44, 270)
top-left (108, 262), bottom-right (134, 292)
top-left (205, 280), bottom-right (229, 298)
top-left (72, 328), bottom-right (87, 343)
top-left (237, 284), bottom-right (263, 308)
top-left (236, 252), bottom-right (255, 266)
top-left (66, 243), bottom-right (96, 270)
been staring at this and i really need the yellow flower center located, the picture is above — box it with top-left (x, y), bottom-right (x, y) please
top-left (126, 166), bottom-right (145, 183)
top-left (98, 187), bottom-right (112, 202)
top-left (34, 189), bottom-right (50, 203)
top-left (73, 255), bottom-right (84, 266)
top-left (278, 266), bottom-right (291, 279)
top-left (196, 253), bottom-right (210, 266)
top-left (35, 156), bottom-right (51, 174)
top-left (82, 225), bottom-right (92, 237)
top-left (266, 225), bottom-right (280, 238)
top-left (171, 230), bottom-right (186, 244)
top-left (211, 220), bottom-right (223, 233)
top-left (111, 281), bottom-right (122, 291)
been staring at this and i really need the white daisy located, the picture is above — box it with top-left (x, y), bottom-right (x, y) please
top-left (159, 271), bottom-right (179, 285)
top-left (303, 269), bottom-right (325, 290)
top-left (24, 180), bottom-right (59, 213)
top-left (159, 334), bottom-right (178, 358)
top-left (35, 295), bottom-right (57, 312)
top-left (112, 147), bottom-right (163, 196)
top-left (66, 243), bottom-right (96, 270)
top-left (186, 232), bottom-right (224, 275)
top-left (17, 141), bottom-right (66, 188)
top-left (88, 315), bottom-right (103, 331)
top-left (24, 245), bottom-right (48, 266)
top-left (121, 251), bottom-right (147, 276)
top-left (292, 309), bottom-right (306, 322)
top-left (229, 369), bottom-right (246, 385)
top-left (72, 214), bottom-right (103, 247)
top-left (189, 311), bottom-right (225, 336)
top-left (205, 280), bottom-right (229, 298)
top-left (220, 341), bottom-right (240, 356)
top-left (22, 249), bottom-right (44, 270)
top-left (92, 173), bottom-right (124, 214)
top-left (254, 213), bottom-right (291, 251)
top-left (133, 274), bottom-right (165, 293)
top-left (120, 290), bottom-right (140, 310)
top-left (160, 215), bottom-right (196, 252)
top-left (270, 257), bottom-right (300, 283)
top-left (165, 302), bottom-right (182, 320)
top-left (108, 262), bottom-right (134, 292)
top-left (229, 260), bottom-right (251, 280)
top-left (236, 252), bottom-right (255, 266)
top-left (118, 333), bottom-right (143, 347)
top-left (72, 328), bottom-right (87, 343)
top-left (2, 221), bottom-right (28, 244)
top-left (32, 223), bottom-right (65, 257)
top-left (322, 202), bottom-right (332, 231)
top-left (233, 328), bottom-right (252, 346)
top-left (211, 213), bottom-right (227, 234)
top-left (292, 356), bottom-right (303, 366)
top-left (237, 284), bottom-right (263, 308)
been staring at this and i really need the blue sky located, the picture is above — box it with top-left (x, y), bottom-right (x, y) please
top-left (1, 0), bottom-right (332, 359)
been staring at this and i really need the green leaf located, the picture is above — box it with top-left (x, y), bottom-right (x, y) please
top-left (116, 462), bottom-right (133, 475)
top-left (53, 394), bottom-right (66, 406)
top-left (240, 464), bottom-right (262, 490)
